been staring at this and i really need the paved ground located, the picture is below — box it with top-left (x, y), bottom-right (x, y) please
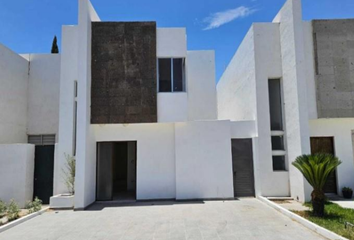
top-left (272, 200), bottom-right (310, 211)
top-left (0, 199), bottom-right (326, 240)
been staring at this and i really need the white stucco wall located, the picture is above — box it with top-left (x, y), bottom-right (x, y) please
top-left (94, 123), bottom-right (176, 200)
top-left (273, 0), bottom-right (312, 202)
top-left (230, 121), bottom-right (257, 138)
top-left (310, 119), bottom-right (354, 196)
top-left (55, 26), bottom-right (78, 195)
top-left (253, 23), bottom-right (290, 197)
top-left (217, 28), bottom-right (257, 122)
top-left (0, 44), bottom-right (29, 144)
top-left (157, 28), bottom-right (187, 58)
top-left (187, 51), bottom-right (217, 121)
top-left (25, 54), bottom-right (61, 136)
top-left (0, 144), bottom-right (34, 208)
top-left (175, 120), bottom-right (234, 199)
top-left (157, 50), bottom-right (217, 123)
top-left (157, 93), bottom-right (188, 122)
top-left (303, 21), bottom-right (318, 120)
top-left (75, 0), bottom-right (100, 209)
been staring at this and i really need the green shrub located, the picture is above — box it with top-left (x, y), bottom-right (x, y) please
top-left (7, 200), bottom-right (20, 221)
top-left (342, 187), bottom-right (353, 192)
top-left (62, 153), bottom-right (75, 195)
top-left (25, 197), bottom-right (42, 214)
top-left (0, 200), bottom-right (7, 217)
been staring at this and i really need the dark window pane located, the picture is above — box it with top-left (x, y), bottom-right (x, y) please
top-left (173, 58), bottom-right (184, 92)
top-left (158, 59), bottom-right (171, 92)
top-left (271, 136), bottom-right (284, 150)
top-left (268, 79), bottom-right (283, 131)
top-left (273, 156), bottom-right (286, 171)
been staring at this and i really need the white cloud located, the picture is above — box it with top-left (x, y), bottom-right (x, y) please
top-left (203, 6), bottom-right (257, 30)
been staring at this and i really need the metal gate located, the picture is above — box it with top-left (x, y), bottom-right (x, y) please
top-left (231, 139), bottom-right (255, 197)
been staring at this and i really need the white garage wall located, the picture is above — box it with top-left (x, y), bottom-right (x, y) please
top-left (175, 120), bottom-right (234, 199)
top-left (0, 44), bottom-right (29, 144)
top-left (25, 54), bottom-right (61, 136)
top-left (310, 119), bottom-right (354, 195)
top-left (0, 144), bottom-right (34, 208)
top-left (93, 123), bottom-right (176, 200)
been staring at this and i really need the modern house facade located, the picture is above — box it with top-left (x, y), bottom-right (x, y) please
top-left (0, 0), bottom-right (256, 209)
top-left (1, 0), bottom-right (354, 210)
top-left (218, 0), bottom-right (354, 202)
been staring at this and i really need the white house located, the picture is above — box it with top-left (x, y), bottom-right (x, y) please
top-left (0, 0), bottom-right (256, 210)
top-left (1, 0), bottom-right (353, 210)
top-left (218, 0), bottom-right (354, 202)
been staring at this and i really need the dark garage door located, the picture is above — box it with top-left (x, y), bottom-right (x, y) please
top-left (310, 137), bottom-right (337, 194)
top-left (231, 139), bottom-right (255, 197)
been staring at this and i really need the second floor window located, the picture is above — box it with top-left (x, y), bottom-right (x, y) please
top-left (158, 58), bottom-right (185, 92)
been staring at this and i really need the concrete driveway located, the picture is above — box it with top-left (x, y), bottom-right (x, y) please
top-left (0, 198), bottom-right (325, 240)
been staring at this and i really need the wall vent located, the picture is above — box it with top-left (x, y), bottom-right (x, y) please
top-left (28, 135), bottom-right (56, 146)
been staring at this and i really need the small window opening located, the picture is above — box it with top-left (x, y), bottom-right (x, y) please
top-left (158, 58), bottom-right (185, 92)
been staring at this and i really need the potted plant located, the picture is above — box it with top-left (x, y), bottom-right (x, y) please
top-left (342, 187), bottom-right (353, 199)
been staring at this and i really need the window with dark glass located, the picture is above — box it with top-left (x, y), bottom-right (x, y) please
top-left (268, 79), bottom-right (287, 171)
top-left (158, 59), bottom-right (172, 92)
top-left (273, 156), bottom-right (286, 171)
top-left (158, 58), bottom-right (185, 92)
top-left (271, 136), bottom-right (284, 151)
top-left (268, 79), bottom-right (283, 131)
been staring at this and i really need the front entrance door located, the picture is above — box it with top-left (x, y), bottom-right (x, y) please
top-left (310, 137), bottom-right (337, 194)
top-left (96, 142), bottom-right (137, 201)
top-left (231, 139), bottom-right (255, 197)
top-left (33, 145), bottom-right (55, 204)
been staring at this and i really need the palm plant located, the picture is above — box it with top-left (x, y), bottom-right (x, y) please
top-left (292, 153), bottom-right (341, 217)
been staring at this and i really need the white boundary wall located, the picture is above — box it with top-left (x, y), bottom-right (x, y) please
top-left (0, 144), bottom-right (34, 208)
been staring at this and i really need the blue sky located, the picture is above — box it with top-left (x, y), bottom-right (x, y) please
top-left (0, 0), bottom-right (353, 82)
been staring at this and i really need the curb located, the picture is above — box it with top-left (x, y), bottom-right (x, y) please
top-left (258, 196), bottom-right (347, 240)
top-left (0, 207), bottom-right (49, 234)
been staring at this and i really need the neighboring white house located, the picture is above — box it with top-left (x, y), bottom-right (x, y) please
top-left (1, 0), bottom-right (353, 210)
top-left (218, 0), bottom-right (354, 202)
top-left (0, 44), bottom-right (60, 207)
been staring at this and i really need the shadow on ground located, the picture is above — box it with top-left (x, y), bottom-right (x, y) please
top-left (85, 198), bottom-right (240, 211)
